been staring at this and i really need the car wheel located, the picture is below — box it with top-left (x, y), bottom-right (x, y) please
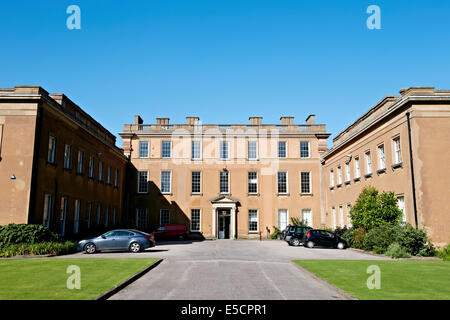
top-left (291, 238), bottom-right (301, 247)
top-left (337, 242), bottom-right (345, 250)
top-left (129, 242), bottom-right (141, 253)
top-left (306, 241), bottom-right (314, 248)
top-left (84, 242), bottom-right (96, 254)
top-left (178, 235), bottom-right (185, 241)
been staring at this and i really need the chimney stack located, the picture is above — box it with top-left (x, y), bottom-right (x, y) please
top-left (249, 117), bottom-right (262, 125)
top-left (134, 115), bottom-right (143, 124)
top-left (156, 117), bottom-right (170, 125)
top-left (305, 114), bottom-right (315, 125)
top-left (280, 116), bottom-right (294, 125)
top-left (186, 116), bottom-right (200, 125)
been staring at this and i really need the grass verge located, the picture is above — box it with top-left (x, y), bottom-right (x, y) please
top-left (0, 258), bottom-right (159, 300)
top-left (294, 260), bottom-right (450, 300)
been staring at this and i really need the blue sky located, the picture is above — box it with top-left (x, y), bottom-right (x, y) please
top-left (1, 1), bottom-right (450, 146)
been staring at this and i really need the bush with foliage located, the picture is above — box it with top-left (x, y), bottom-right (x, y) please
top-left (361, 224), bottom-right (400, 254)
top-left (436, 244), bottom-right (450, 261)
top-left (271, 226), bottom-right (282, 239)
top-left (394, 223), bottom-right (434, 256)
top-left (290, 217), bottom-right (308, 227)
top-left (385, 242), bottom-right (411, 259)
top-left (349, 187), bottom-right (403, 230)
top-left (0, 224), bottom-right (60, 249)
top-left (333, 226), bottom-right (349, 237)
top-left (0, 241), bottom-right (77, 258)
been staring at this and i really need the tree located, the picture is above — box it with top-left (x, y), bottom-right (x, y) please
top-left (290, 217), bottom-right (308, 227)
top-left (349, 186), bottom-right (403, 230)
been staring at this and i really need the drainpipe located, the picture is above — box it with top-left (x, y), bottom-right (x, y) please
top-left (406, 111), bottom-right (419, 229)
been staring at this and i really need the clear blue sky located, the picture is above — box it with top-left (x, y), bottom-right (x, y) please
top-left (1, 1), bottom-right (450, 146)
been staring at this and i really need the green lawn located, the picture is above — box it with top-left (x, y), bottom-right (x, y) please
top-left (0, 258), bottom-right (159, 300)
top-left (294, 260), bottom-right (450, 300)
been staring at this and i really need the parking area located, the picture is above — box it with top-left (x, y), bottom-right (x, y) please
top-left (65, 239), bottom-right (387, 300)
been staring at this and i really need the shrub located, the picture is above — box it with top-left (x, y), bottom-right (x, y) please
top-left (395, 223), bottom-right (432, 256)
top-left (0, 224), bottom-right (59, 249)
top-left (271, 226), bottom-right (282, 239)
top-left (0, 241), bottom-right (77, 258)
top-left (385, 243), bottom-right (411, 259)
top-left (362, 224), bottom-right (400, 253)
top-left (437, 244), bottom-right (450, 261)
top-left (349, 187), bottom-right (403, 230)
top-left (342, 227), bottom-right (367, 249)
top-left (334, 226), bottom-right (349, 237)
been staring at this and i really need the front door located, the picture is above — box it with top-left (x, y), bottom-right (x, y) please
top-left (218, 209), bottom-right (230, 239)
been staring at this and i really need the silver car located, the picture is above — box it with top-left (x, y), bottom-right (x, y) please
top-left (77, 229), bottom-right (156, 254)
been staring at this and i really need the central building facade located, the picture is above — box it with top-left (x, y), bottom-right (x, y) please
top-left (120, 115), bottom-right (330, 239)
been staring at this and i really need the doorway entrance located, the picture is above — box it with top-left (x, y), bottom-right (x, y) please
top-left (218, 209), bottom-right (231, 239)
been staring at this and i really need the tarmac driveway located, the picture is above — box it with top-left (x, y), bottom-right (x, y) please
top-left (67, 239), bottom-right (387, 300)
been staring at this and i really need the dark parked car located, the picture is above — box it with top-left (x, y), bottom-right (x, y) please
top-left (153, 224), bottom-right (188, 240)
top-left (284, 225), bottom-right (313, 246)
top-left (77, 229), bottom-right (156, 254)
top-left (304, 229), bottom-right (347, 249)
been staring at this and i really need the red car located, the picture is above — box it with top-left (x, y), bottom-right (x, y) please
top-left (153, 224), bottom-right (189, 240)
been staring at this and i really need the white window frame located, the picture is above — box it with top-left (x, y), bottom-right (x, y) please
top-left (397, 196), bottom-right (406, 223)
top-left (365, 151), bottom-right (372, 175)
top-left (139, 141), bottom-right (149, 158)
top-left (191, 140), bottom-right (202, 160)
top-left (300, 171), bottom-right (312, 194)
top-left (331, 207), bottom-right (336, 230)
top-left (248, 210), bottom-right (258, 233)
top-left (278, 209), bottom-right (288, 231)
top-left (393, 137), bottom-right (402, 164)
top-left (161, 140), bottom-right (172, 158)
top-left (137, 171), bottom-right (148, 194)
top-left (347, 204), bottom-right (352, 228)
top-left (219, 140), bottom-right (229, 160)
top-left (190, 209), bottom-right (201, 232)
top-left (278, 141), bottom-right (287, 158)
top-left (277, 171), bottom-right (288, 194)
top-left (337, 166), bottom-right (342, 185)
top-left (378, 144), bottom-right (386, 170)
top-left (301, 209), bottom-right (313, 227)
top-left (345, 163), bottom-right (351, 182)
top-left (354, 157), bottom-right (360, 179)
top-left (160, 209), bottom-right (170, 225)
top-left (161, 171), bottom-right (172, 194)
top-left (248, 171), bottom-right (258, 194)
top-left (339, 206), bottom-right (344, 228)
top-left (248, 140), bottom-right (258, 160)
top-left (300, 141), bottom-right (310, 159)
top-left (220, 171), bottom-right (230, 194)
top-left (191, 171), bottom-right (202, 194)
